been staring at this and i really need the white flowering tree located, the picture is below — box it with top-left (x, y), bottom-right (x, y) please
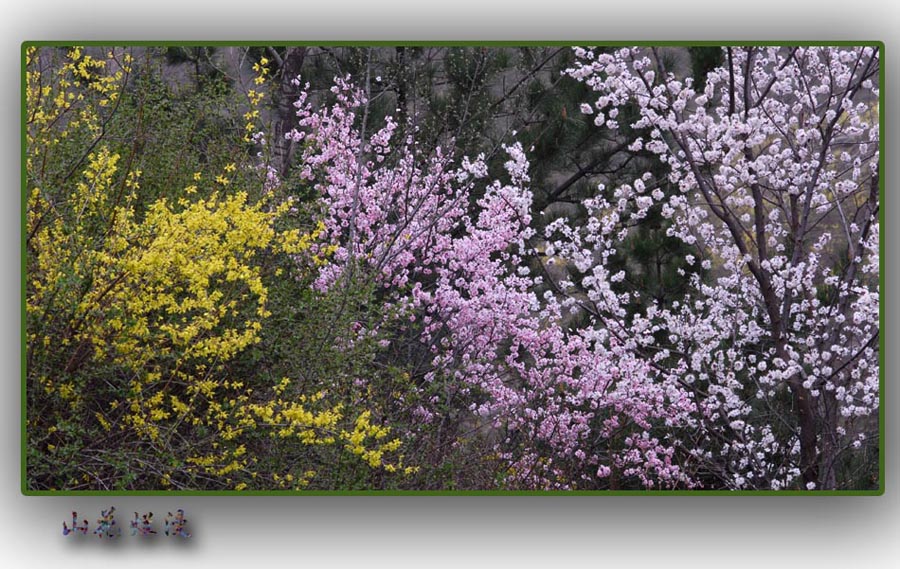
top-left (560, 46), bottom-right (880, 489)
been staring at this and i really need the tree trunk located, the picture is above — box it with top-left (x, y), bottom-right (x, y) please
top-left (273, 47), bottom-right (307, 176)
top-left (818, 391), bottom-right (839, 490)
top-left (788, 377), bottom-right (819, 487)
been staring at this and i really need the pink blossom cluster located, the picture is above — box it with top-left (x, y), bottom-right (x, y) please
top-left (287, 75), bottom-right (699, 489)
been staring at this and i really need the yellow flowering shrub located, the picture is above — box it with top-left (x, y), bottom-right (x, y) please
top-left (25, 46), bottom-right (414, 491)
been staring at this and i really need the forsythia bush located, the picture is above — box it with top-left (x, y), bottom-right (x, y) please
top-left (26, 47), bottom-right (411, 491)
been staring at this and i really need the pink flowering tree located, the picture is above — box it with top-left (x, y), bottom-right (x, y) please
top-left (285, 75), bottom-right (699, 489)
top-left (276, 44), bottom-right (879, 490)
top-left (563, 46), bottom-right (880, 489)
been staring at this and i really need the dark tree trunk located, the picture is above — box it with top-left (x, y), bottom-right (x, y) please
top-left (818, 390), bottom-right (839, 490)
top-left (273, 47), bottom-right (308, 176)
top-left (788, 377), bottom-right (819, 487)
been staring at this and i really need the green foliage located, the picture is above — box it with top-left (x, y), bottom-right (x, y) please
top-left (688, 46), bottom-right (724, 91)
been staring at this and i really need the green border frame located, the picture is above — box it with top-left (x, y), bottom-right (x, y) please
top-left (20, 40), bottom-right (886, 496)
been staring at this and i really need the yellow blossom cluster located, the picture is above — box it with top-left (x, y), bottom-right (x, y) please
top-left (26, 46), bottom-right (131, 159)
top-left (280, 220), bottom-right (339, 267)
top-left (244, 57), bottom-right (271, 142)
